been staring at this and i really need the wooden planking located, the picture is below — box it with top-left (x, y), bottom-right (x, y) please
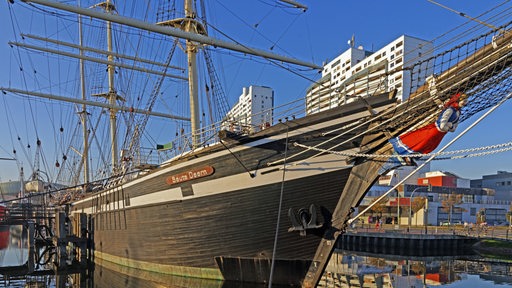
top-left (93, 168), bottom-right (350, 271)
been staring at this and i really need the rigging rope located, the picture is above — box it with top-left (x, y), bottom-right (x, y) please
top-left (293, 141), bottom-right (512, 160)
top-left (269, 125), bottom-right (289, 287)
top-left (271, 20), bottom-right (512, 169)
top-left (349, 91), bottom-right (512, 224)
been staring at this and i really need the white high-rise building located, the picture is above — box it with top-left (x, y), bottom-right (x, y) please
top-left (306, 35), bottom-right (434, 115)
top-left (223, 85), bottom-right (274, 134)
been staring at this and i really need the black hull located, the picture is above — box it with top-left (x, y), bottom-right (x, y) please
top-left (88, 168), bottom-right (349, 284)
top-left (71, 92), bottom-right (397, 285)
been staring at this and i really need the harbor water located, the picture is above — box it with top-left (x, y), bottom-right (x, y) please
top-left (0, 225), bottom-right (511, 287)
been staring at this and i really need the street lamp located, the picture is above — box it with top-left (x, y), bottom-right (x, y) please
top-left (397, 190), bottom-right (400, 229)
top-left (409, 185), bottom-right (432, 229)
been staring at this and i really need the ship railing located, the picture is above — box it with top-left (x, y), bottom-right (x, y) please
top-left (130, 79), bottom-right (391, 166)
top-left (4, 202), bottom-right (56, 223)
top-left (132, 96), bottom-right (307, 164)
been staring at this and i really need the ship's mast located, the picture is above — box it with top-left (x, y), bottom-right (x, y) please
top-left (184, 0), bottom-right (200, 147)
top-left (17, 0), bottom-right (322, 151)
top-left (91, 0), bottom-right (121, 173)
top-left (78, 0), bottom-right (90, 184)
top-left (157, 0), bottom-right (205, 148)
top-left (106, 0), bottom-right (118, 173)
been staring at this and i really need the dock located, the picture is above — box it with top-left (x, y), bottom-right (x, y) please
top-left (0, 203), bottom-right (93, 286)
top-left (339, 230), bottom-right (478, 256)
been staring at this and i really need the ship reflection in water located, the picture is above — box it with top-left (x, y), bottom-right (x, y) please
top-left (1, 227), bottom-right (512, 288)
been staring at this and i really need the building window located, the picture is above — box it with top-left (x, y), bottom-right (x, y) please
top-left (463, 195), bottom-right (473, 203)
top-left (470, 207), bottom-right (476, 216)
top-left (331, 59), bottom-right (340, 68)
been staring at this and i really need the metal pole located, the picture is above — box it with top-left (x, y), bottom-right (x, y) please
top-left (424, 198), bottom-right (428, 234)
top-left (409, 187), bottom-right (427, 229)
top-left (397, 190), bottom-right (400, 229)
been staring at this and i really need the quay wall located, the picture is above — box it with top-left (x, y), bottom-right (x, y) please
top-left (338, 231), bottom-right (478, 256)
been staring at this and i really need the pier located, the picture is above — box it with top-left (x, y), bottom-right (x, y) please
top-left (0, 203), bottom-right (93, 286)
top-left (338, 224), bottom-right (512, 256)
top-left (339, 231), bottom-right (477, 256)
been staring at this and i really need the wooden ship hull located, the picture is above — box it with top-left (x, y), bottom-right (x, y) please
top-left (5, 1), bottom-right (512, 286)
top-left (70, 92), bottom-right (397, 285)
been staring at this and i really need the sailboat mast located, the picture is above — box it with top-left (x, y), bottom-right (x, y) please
top-left (106, 0), bottom-right (119, 172)
top-left (185, 0), bottom-right (200, 147)
top-left (78, 0), bottom-right (90, 184)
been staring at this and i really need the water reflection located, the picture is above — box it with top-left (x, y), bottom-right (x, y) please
top-left (91, 250), bottom-right (512, 288)
top-left (0, 225), bottom-right (27, 267)
top-left (0, 225), bottom-right (511, 288)
top-left (318, 250), bottom-right (512, 288)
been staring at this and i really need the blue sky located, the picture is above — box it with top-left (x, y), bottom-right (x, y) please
top-left (0, 0), bottom-right (511, 182)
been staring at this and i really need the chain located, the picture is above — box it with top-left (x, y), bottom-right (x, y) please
top-left (293, 141), bottom-right (512, 160)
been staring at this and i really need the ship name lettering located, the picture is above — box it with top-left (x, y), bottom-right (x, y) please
top-left (166, 166), bottom-right (214, 185)
top-left (189, 169), bottom-right (208, 179)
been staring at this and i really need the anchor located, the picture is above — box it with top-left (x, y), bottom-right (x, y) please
top-left (288, 204), bottom-right (327, 236)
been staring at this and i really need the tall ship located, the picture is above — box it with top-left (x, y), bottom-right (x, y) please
top-left (1, 0), bottom-right (512, 286)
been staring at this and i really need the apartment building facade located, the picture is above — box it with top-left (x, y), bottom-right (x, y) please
top-left (306, 35), bottom-right (434, 115)
top-left (222, 85), bottom-right (274, 134)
